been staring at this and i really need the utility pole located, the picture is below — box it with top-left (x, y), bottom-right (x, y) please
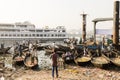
top-left (113, 0), bottom-right (119, 45)
top-left (81, 13), bottom-right (87, 43)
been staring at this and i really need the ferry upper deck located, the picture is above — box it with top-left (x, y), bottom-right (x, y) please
top-left (0, 22), bottom-right (67, 41)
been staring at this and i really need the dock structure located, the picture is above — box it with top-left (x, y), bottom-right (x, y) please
top-left (92, 0), bottom-right (120, 45)
top-left (92, 18), bottom-right (120, 43)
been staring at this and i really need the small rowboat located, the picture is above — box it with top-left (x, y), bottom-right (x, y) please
top-left (13, 54), bottom-right (25, 62)
top-left (104, 50), bottom-right (120, 67)
top-left (24, 54), bottom-right (38, 68)
top-left (64, 54), bottom-right (74, 64)
top-left (74, 55), bottom-right (91, 66)
top-left (12, 53), bottom-right (25, 66)
top-left (110, 56), bottom-right (120, 67)
top-left (91, 56), bottom-right (110, 68)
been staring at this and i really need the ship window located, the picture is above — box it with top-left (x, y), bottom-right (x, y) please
top-left (44, 34), bottom-right (46, 37)
top-left (16, 30), bottom-right (20, 32)
top-left (36, 30), bottom-right (43, 32)
top-left (54, 30), bottom-right (57, 32)
top-left (5, 34), bottom-right (8, 36)
top-left (58, 34), bottom-right (61, 37)
top-left (29, 30), bottom-right (35, 32)
top-left (47, 34), bottom-right (50, 37)
top-left (9, 34), bottom-right (12, 36)
top-left (62, 30), bottom-right (65, 32)
top-left (29, 34), bottom-right (31, 37)
top-left (37, 34), bottom-right (39, 37)
top-left (17, 34), bottom-right (20, 36)
top-left (40, 34), bottom-right (43, 37)
top-left (55, 34), bottom-right (57, 36)
top-left (44, 30), bottom-right (50, 32)
top-left (51, 34), bottom-right (54, 37)
top-left (25, 34), bottom-right (28, 36)
top-left (21, 34), bottom-right (23, 36)
top-left (63, 34), bottom-right (65, 37)
top-left (32, 34), bottom-right (35, 36)
top-left (13, 34), bottom-right (16, 36)
top-left (1, 34), bottom-right (4, 36)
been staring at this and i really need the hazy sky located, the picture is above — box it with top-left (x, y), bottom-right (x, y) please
top-left (0, 0), bottom-right (117, 31)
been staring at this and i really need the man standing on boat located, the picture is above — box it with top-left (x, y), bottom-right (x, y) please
top-left (29, 42), bottom-right (33, 53)
top-left (50, 50), bottom-right (59, 79)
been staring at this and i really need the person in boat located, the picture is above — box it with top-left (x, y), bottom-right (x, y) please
top-left (13, 42), bottom-right (22, 55)
top-left (28, 42), bottom-right (37, 65)
top-left (51, 42), bottom-right (55, 48)
top-left (1, 42), bottom-right (4, 54)
top-left (1, 42), bottom-right (4, 49)
top-left (83, 46), bottom-right (88, 56)
top-left (66, 51), bottom-right (71, 56)
top-left (50, 50), bottom-right (59, 79)
top-left (31, 47), bottom-right (37, 64)
top-left (107, 35), bottom-right (113, 46)
top-left (102, 36), bottom-right (105, 49)
top-left (29, 42), bottom-right (33, 53)
top-left (62, 52), bottom-right (66, 69)
top-left (106, 35), bottom-right (114, 51)
top-left (18, 44), bottom-right (23, 56)
top-left (22, 39), bottom-right (26, 46)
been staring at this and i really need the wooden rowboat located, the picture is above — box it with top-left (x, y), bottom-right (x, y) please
top-left (12, 53), bottom-right (25, 66)
top-left (110, 57), bottom-right (120, 67)
top-left (74, 55), bottom-right (91, 66)
top-left (91, 56), bottom-right (110, 68)
top-left (104, 50), bottom-right (120, 67)
top-left (24, 54), bottom-right (38, 68)
top-left (64, 54), bottom-right (74, 64)
top-left (13, 54), bottom-right (25, 62)
top-left (74, 46), bottom-right (92, 66)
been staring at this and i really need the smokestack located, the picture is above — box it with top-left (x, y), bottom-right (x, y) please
top-left (113, 1), bottom-right (119, 45)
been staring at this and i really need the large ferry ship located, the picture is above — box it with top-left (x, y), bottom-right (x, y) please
top-left (0, 21), bottom-right (67, 41)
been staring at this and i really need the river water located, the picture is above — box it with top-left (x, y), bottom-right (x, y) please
top-left (0, 51), bottom-right (52, 69)
top-left (0, 40), bottom-right (64, 69)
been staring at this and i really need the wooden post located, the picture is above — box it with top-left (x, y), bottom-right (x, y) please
top-left (81, 13), bottom-right (87, 43)
top-left (113, 1), bottom-right (119, 45)
top-left (93, 22), bottom-right (97, 43)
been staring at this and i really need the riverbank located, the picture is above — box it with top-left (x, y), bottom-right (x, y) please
top-left (1, 64), bottom-right (120, 80)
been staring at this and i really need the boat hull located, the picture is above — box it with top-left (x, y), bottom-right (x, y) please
top-left (74, 56), bottom-right (91, 66)
top-left (24, 55), bottom-right (38, 68)
top-left (110, 57), bottom-right (120, 67)
top-left (91, 56), bottom-right (110, 68)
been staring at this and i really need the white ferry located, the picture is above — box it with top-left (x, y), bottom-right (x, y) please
top-left (0, 21), bottom-right (67, 41)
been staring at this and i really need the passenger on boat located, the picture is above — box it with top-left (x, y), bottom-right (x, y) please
top-left (1, 42), bottom-right (4, 49)
top-left (18, 44), bottom-right (23, 56)
top-left (51, 42), bottom-right (55, 48)
top-left (1, 42), bottom-right (4, 54)
top-left (66, 51), bottom-right (71, 56)
top-left (22, 39), bottom-right (26, 46)
top-left (29, 42), bottom-right (33, 53)
top-left (102, 36), bottom-right (105, 49)
top-left (83, 46), bottom-right (88, 56)
top-left (62, 52), bottom-right (66, 69)
top-left (107, 35), bottom-right (113, 46)
top-left (31, 47), bottom-right (37, 64)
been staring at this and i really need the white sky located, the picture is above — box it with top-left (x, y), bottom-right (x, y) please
top-left (0, 0), bottom-right (118, 31)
